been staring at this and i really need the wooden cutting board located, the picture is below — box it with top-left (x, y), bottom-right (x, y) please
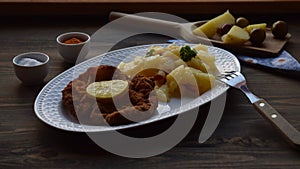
top-left (195, 21), bottom-right (291, 57)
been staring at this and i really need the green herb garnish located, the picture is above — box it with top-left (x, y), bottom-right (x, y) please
top-left (180, 46), bottom-right (197, 62)
top-left (145, 49), bottom-right (155, 57)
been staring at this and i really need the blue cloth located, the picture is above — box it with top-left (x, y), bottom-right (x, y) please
top-left (237, 50), bottom-right (300, 72)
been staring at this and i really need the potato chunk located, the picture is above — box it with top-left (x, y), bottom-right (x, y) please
top-left (189, 67), bottom-right (215, 94)
top-left (155, 84), bottom-right (169, 102)
top-left (245, 23), bottom-right (267, 34)
top-left (212, 10), bottom-right (235, 28)
top-left (193, 10), bottom-right (235, 38)
top-left (166, 65), bottom-right (215, 98)
top-left (222, 25), bottom-right (250, 45)
top-left (193, 20), bottom-right (217, 39)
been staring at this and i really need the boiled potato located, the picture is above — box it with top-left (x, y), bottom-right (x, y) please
top-left (245, 23), bottom-right (267, 34)
top-left (144, 54), bottom-right (180, 72)
top-left (158, 51), bottom-right (186, 72)
top-left (119, 52), bottom-right (185, 77)
top-left (166, 65), bottom-right (214, 97)
top-left (166, 65), bottom-right (199, 97)
top-left (193, 10), bottom-right (235, 38)
top-left (193, 20), bottom-right (217, 38)
top-left (211, 10), bottom-right (235, 28)
top-left (196, 51), bottom-right (219, 74)
top-left (118, 56), bottom-right (144, 77)
top-left (193, 44), bottom-right (208, 52)
top-left (166, 75), bottom-right (179, 97)
top-left (186, 44), bottom-right (218, 74)
top-left (187, 57), bottom-right (208, 73)
top-left (118, 44), bottom-right (219, 102)
top-left (155, 84), bottom-right (169, 102)
top-left (189, 67), bottom-right (215, 94)
top-left (222, 25), bottom-right (250, 45)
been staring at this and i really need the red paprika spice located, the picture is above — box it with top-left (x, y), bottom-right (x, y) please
top-left (63, 37), bottom-right (83, 44)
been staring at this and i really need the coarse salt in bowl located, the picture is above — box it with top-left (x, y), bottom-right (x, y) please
top-left (13, 52), bottom-right (50, 85)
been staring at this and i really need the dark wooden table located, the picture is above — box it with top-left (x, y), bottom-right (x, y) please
top-left (1, 13), bottom-right (300, 168)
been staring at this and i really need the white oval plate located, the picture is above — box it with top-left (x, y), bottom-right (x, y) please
top-left (34, 44), bottom-right (240, 132)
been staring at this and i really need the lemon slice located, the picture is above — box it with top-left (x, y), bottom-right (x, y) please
top-left (86, 80), bottom-right (128, 99)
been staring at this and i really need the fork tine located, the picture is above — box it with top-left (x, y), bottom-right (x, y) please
top-left (218, 74), bottom-right (228, 80)
top-left (227, 70), bottom-right (236, 73)
top-left (224, 71), bottom-right (237, 74)
top-left (220, 71), bottom-right (236, 76)
top-left (232, 71), bottom-right (245, 80)
top-left (219, 71), bottom-right (238, 79)
top-left (224, 76), bottom-right (233, 80)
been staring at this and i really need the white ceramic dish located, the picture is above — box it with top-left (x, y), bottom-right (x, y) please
top-left (34, 44), bottom-right (240, 132)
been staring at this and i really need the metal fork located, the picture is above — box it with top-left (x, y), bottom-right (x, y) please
top-left (220, 71), bottom-right (300, 149)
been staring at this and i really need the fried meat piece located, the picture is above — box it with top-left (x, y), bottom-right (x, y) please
top-left (61, 65), bottom-right (158, 126)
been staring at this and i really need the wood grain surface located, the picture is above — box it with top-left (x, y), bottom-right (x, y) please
top-left (0, 14), bottom-right (300, 168)
top-left (1, 1), bottom-right (300, 16)
top-left (1, 0), bottom-right (299, 3)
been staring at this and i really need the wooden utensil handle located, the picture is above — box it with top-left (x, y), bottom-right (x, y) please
top-left (254, 99), bottom-right (300, 149)
top-left (109, 11), bottom-right (179, 27)
top-left (109, 11), bottom-right (181, 37)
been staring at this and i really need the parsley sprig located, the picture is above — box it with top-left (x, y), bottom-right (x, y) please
top-left (180, 46), bottom-right (197, 62)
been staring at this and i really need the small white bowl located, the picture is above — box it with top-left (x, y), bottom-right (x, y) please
top-left (13, 52), bottom-right (50, 86)
top-left (56, 32), bottom-right (90, 64)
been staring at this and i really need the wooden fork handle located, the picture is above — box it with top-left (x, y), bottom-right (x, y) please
top-left (109, 11), bottom-right (181, 34)
top-left (253, 99), bottom-right (300, 149)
